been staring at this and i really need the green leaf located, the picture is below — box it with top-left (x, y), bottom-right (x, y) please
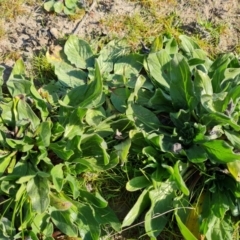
top-left (169, 54), bottom-right (197, 110)
top-left (194, 69), bottom-right (213, 100)
top-left (114, 138), bottom-right (131, 165)
top-left (55, 61), bottom-right (87, 88)
top-left (50, 209), bottom-right (78, 237)
top-left (165, 37), bottom-right (178, 54)
top-left (62, 60), bottom-right (103, 108)
top-left (145, 181), bottom-right (175, 238)
top-left (227, 160), bottom-right (240, 182)
top-left (150, 35), bottom-right (163, 53)
top-left (44, 0), bottom-right (54, 11)
top-left (53, 1), bottom-right (64, 13)
top-left (148, 88), bottom-right (173, 112)
top-left (122, 188), bottom-right (150, 227)
top-left (82, 134), bottom-right (110, 165)
top-left (64, 35), bottom-right (94, 69)
top-left (185, 144), bottom-right (208, 163)
top-left (17, 98), bottom-right (40, 130)
top-left (225, 129), bottom-right (240, 149)
top-left (145, 49), bottom-right (171, 89)
top-left (175, 212), bottom-right (198, 240)
top-left (200, 140), bottom-right (240, 163)
top-left (126, 176), bottom-right (151, 192)
top-left (173, 161), bottom-right (189, 196)
top-left (79, 190), bottom-right (108, 208)
top-left (111, 88), bottom-right (130, 113)
top-left (202, 214), bottom-right (233, 240)
top-left (51, 164), bottom-right (64, 192)
top-left (85, 107), bottom-right (105, 126)
top-left (27, 175), bottom-right (50, 213)
top-left (7, 79), bottom-right (31, 97)
top-left (126, 103), bottom-right (160, 131)
top-left (179, 35), bottom-right (200, 54)
top-left (114, 53), bottom-right (144, 78)
top-left (66, 174), bottom-right (80, 199)
top-left (63, 108), bottom-right (86, 139)
top-left (9, 58), bottom-right (25, 79)
top-left (50, 193), bottom-right (73, 211)
top-left (49, 141), bottom-right (74, 161)
top-left (36, 122), bottom-right (51, 147)
top-left (65, 0), bottom-right (78, 9)
top-left (209, 54), bottom-right (231, 92)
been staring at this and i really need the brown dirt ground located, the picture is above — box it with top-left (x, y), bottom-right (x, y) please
top-left (0, 0), bottom-right (239, 239)
top-left (0, 0), bottom-right (239, 79)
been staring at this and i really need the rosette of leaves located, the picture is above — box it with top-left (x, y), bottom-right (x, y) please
top-left (44, 0), bottom-right (81, 15)
top-left (121, 35), bottom-right (240, 239)
top-left (44, 34), bottom-right (240, 239)
top-left (0, 52), bottom-right (127, 238)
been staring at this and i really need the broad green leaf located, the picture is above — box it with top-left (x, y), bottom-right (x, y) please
top-left (201, 112), bottom-right (240, 131)
top-left (63, 108), bottom-right (86, 139)
top-left (49, 141), bottom-right (74, 160)
top-left (145, 181), bottom-right (175, 237)
top-left (185, 144), bottom-right (208, 163)
top-left (165, 37), bottom-right (178, 54)
top-left (225, 129), bottom-right (240, 149)
top-left (114, 54), bottom-right (144, 78)
top-left (209, 54), bottom-right (231, 92)
top-left (126, 176), bottom-right (151, 192)
top-left (66, 174), bottom-right (80, 199)
top-left (97, 39), bottom-right (127, 74)
top-left (211, 190), bottom-right (230, 218)
top-left (51, 164), bottom-right (64, 192)
top-left (200, 140), bottom-right (240, 163)
top-left (64, 35), bottom-right (94, 69)
top-left (179, 35), bottom-right (200, 54)
top-left (227, 160), bottom-right (240, 182)
top-left (76, 205), bottom-right (100, 240)
top-left (50, 193), bottom-right (72, 210)
top-left (122, 188), bottom-right (150, 227)
top-left (194, 69), bottom-right (213, 100)
top-left (81, 134), bottom-right (109, 165)
top-left (0, 153), bottom-right (16, 177)
top-left (175, 212), bottom-right (198, 240)
top-left (126, 103), bottom-right (160, 131)
top-left (150, 35), bottom-right (163, 53)
top-left (7, 79), bottom-right (31, 97)
top-left (62, 60), bottom-right (103, 108)
top-left (202, 214), bottom-right (233, 240)
top-left (79, 190), bottom-right (108, 208)
top-left (85, 107), bottom-right (105, 126)
top-left (94, 206), bottom-right (121, 231)
top-left (148, 88), bottom-right (173, 112)
top-left (145, 49), bottom-right (171, 89)
top-left (9, 58), bottom-right (25, 79)
top-left (111, 88), bottom-right (130, 113)
top-left (17, 98), bottom-right (40, 130)
top-left (50, 209), bottom-right (78, 237)
top-left (54, 61), bottom-right (87, 88)
top-left (53, 1), bottom-right (64, 13)
top-left (44, 0), bottom-right (54, 11)
top-left (30, 85), bottom-right (49, 121)
top-left (173, 161), bottom-right (189, 196)
top-left (169, 54), bottom-right (197, 110)
top-left (36, 122), bottom-right (51, 147)
top-left (114, 138), bottom-right (131, 165)
top-left (65, 0), bottom-right (78, 9)
top-left (27, 175), bottom-right (50, 213)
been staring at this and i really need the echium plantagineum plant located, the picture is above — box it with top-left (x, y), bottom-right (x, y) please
top-left (0, 33), bottom-right (240, 240)
top-left (122, 35), bottom-right (240, 239)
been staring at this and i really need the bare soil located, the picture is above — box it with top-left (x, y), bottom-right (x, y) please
top-left (0, 0), bottom-right (239, 77)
